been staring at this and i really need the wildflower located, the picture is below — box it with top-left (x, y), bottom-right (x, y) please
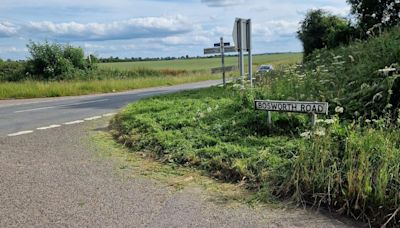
top-left (314, 128), bottom-right (326, 137)
top-left (335, 106), bottom-right (344, 113)
top-left (324, 119), bottom-right (335, 124)
top-left (207, 107), bottom-right (212, 113)
top-left (300, 131), bottom-right (311, 139)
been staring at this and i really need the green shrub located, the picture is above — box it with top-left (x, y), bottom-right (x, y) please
top-left (0, 61), bottom-right (28, 81)
top-left (26, 41), bottom-right (94, 80)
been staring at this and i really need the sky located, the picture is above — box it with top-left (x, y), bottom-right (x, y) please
top-left (0, 0), bottom-right (350, 60)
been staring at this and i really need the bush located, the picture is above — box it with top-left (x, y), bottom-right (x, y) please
top-left (26, 41), bottom-right (93, 80)
top-left (0, 61), bottom-right (28, 81)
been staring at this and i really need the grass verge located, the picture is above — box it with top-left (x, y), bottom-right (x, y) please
top-left (109, 86), bottom-right (400, 227)
top-left (0, 74), bottom-right (218, 99)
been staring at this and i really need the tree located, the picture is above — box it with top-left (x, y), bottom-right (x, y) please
top-left (298, 9), bottom-right (356, 57)
top-left (26, 41), bottom-right (93, 80)
top-left (348, 0), bottom-right (400, 31)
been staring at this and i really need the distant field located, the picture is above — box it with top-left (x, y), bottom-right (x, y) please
top-left (98, 53), bottom-right (302, 72)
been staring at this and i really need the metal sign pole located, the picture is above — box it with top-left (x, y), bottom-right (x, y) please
top-left (220, 37), bottom-right (226, 86)
top-left (238, 20), bottom-right (244, 87)
top-left (247, 19), bottom-right (253, 88)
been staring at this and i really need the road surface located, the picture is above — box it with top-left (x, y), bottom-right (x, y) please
top-left (0, 80), bottom-right (220, 136)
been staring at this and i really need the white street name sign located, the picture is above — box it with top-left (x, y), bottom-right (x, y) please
top-left (255, 100), bottom-right (329, 115)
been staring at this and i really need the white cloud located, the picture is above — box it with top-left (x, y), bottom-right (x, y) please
top-left (253, 20), bottom-right (299, 42)
top-left (0, 22), bottom-right (18, 37)
top-left (201, 0), bottom-right (245, 7)
top-left (0, 46), bottom-right (27, 53)
top-left (24, 15), bottom-right (197, 41)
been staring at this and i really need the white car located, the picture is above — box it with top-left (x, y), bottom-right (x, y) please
top-left (256, 65), bottom-right (273, 73)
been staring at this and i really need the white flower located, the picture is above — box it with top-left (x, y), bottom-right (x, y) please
top-left (324, 119), bottom-right (335, 124)
top-left (335, 106), bottom-right (344, 113)
top-left (300, 131), bottom-right (311, 139)
top-left (314, 128), bottom-right (326, 137)
top-left (207, 107), bottom-right (212, 113)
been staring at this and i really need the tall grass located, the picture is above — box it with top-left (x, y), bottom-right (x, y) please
top-left (110, 86), bottom-right (400, 226)
top-left (0, 73), bottom-right (218, 99)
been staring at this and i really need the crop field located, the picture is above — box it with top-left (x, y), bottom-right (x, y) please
top-left (98, 53), bottom-right (302, 72)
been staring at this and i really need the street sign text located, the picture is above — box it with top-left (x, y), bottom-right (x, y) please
top-left (255, 100), bottom-right (329, 115)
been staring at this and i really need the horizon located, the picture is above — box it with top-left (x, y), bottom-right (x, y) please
top-left (0, 0), bottom-right (350, 60)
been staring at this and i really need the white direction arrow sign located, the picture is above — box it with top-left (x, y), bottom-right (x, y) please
top-left (232, 18), bottom-right (250, 51)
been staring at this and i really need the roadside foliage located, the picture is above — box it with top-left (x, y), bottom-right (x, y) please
top-left (111, 27), bottom-right (400, 227)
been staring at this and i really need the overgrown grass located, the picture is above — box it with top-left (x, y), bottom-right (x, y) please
top-left (110, 86), bottom-right (400, 226)
top-left (0, 74), bottom-right (218, 99)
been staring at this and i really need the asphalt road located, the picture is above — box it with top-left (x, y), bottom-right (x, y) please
top-left (0, 80), bottom-right (220, 136)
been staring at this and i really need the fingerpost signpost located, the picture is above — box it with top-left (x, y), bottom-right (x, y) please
top-left (203, 37), bottom-right (237, 86)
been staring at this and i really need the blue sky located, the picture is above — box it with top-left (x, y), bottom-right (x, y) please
top-left (0, 0), bottom-right (350, 60)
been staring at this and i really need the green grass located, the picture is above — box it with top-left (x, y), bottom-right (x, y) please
top-left (0, 74), bottom-right (218, 99)
top-left (110, 86), bottom-right (400, 226)
top-left (0, 53), bottom-right (301, 99)
top-left (99, 53), bottom-right (302, 71)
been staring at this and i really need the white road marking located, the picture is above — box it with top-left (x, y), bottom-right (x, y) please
top-left (37, 125), bottom-right (61, 130)
top-left (8, 130), bottom-right (34, 137)
top-left (103, 113), bottom-right (117, 117)
top-left (64, 120), bottom-right (84, 125)
top-left (84, 116), bottom-right (102, 121)
top-left (14, 99), bottom-right (109, 113)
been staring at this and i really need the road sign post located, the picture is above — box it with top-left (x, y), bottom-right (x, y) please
top-left (247, 19), bottom-right (253, 88)
top-left (220, 37), bottom-right (226, 86)
top-left (233, 18), bottom-right (252, 88)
